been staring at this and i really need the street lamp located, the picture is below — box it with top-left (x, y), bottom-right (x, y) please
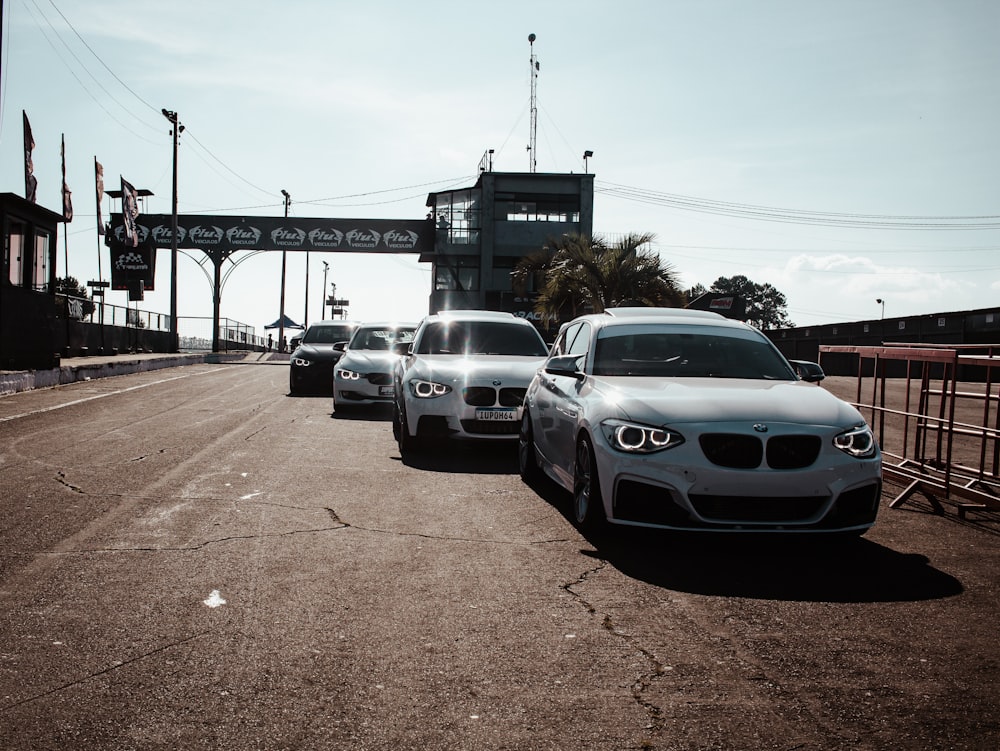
top-left (279, 190), bottom-right (290, 351)
top-left (161, 108), bottom-right (183, 352)
top-left (583, 150), bottom-right (593, 172)
top-left (322, 261), bottom-right (329, 320)
top-left (876, 298), bottom-right (885, 319)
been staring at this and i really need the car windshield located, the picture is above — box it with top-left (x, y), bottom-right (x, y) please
top-left (302, 325), bottom-right (355, 344)
top-left (349, 326), bottom-right (416, 351)
top-left (593, 328), bottom-right (795, 380)
top-left (416, 320), bottom-right (548, 356)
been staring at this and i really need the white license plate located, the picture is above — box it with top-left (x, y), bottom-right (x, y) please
top-left (476, 408), bottom-right (518, 422)
top-left (378, 385), bottom-right (394, 396)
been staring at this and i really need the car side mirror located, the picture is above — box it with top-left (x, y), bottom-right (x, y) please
top-left (333, 341), bottom-right (347, 352)
top-left (545, 354), bottom-right (584, 379)
top-left (392, 341), bottom-right (412, 356)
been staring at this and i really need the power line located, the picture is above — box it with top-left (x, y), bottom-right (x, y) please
top-left (597, 180), bottom-right (1000, 230)
top-left (45, 0), bottom-right (160, 115)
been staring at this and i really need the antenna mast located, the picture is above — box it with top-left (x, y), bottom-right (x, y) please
top-left (528, 33), bottom-right (538, 173)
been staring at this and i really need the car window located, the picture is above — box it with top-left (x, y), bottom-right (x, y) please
top-left (303, 325), bottom-right (355, 344)
top-left (416, 320), bottom-right (548, 356)
top-left (350, 327), bottom-right (416, 351)
top-left (593, 327), bottom-right (795, 379)
top-left (566, 322), bottom-right (591, 357)
top-left (552, 323), bottom-right (582, 356)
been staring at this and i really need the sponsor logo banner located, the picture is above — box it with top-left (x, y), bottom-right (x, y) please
top-left (109, 243), bottom-right (156, 291)
top-left (109, 214), bottom-right (432, 254)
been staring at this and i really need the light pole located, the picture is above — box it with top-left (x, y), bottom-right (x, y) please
top-left (162, 109), bottom-right (183, 353)
top-left (304, 251), bottom-right (310, 329)
top-left (321, 261), bottom-right (329, 320)
top-left (583, 150), bottom-right (593, 172)
top-left (876, 298), bottom-right (885, 320)
top-left (279, 190), bottom-right (290, 351)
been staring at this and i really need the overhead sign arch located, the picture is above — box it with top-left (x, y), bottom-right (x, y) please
top-left (107, 213), bottom-right (434, 351)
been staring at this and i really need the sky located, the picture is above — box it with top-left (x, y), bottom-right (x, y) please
top-left (2, 0), bottom-right (998, 342)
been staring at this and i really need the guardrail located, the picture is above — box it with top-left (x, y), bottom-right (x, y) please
top-left (819, 343), bottom-right (1000, 519)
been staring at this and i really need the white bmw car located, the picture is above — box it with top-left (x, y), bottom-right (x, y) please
top-left (520, 308), bottom-right (882, 535)
top-left (333, 322), bottom-right (417, 411)
top-left (392, 310), bottom-right (550, 454)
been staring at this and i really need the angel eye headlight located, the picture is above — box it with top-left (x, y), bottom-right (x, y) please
top-left (337, 368), bottom-right (361, 380)
top-left (600, 419), bottom-right (683, 454)
top-left (834, 424), bottom-right (877, 458)
top-left (410, 379), bottom-right (452, 398)
top-left (292, 357), bottom-right (311, 367)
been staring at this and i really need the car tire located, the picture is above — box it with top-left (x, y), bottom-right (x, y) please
top-left (394, 399), bottom-right (421, 455)
top-left (518, 411), bottom-right (542, 484)
top-left (573, 434), bottom-right (606, 532)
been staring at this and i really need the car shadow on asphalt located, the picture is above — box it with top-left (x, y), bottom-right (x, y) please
top-left (396, 441), bottom-right (519, 475)
top-left (522, 475), bottom-right (964, 604)
top-left (331, 405), bottom-right (394, 422)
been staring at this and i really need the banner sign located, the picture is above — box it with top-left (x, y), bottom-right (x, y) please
top-left (108, 214), bottom-right (434, 254)
top-left (109, 241), bottom-right (156, 291)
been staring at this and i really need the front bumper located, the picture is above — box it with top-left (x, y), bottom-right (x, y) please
top-left (592, 431), bottom-right (882, 533)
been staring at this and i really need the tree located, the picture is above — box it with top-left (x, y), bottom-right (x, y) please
top-left (511, 232), bottom-right (684, 325)
top-left (55, 276), bottom-right (96, 317)
top-left (710, 275), bottom-right (793, 329)
top-left (685, 283), bottom-right (708, 305)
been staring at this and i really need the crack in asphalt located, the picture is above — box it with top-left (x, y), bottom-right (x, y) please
top-left (325, 507), bottom-right (572, 546)
top-left (561, 557), bottom-right (666, 747)
top-left (54, 471), bottom-right (84, 494)
top-left (0, 630), bottom-right (212, 713)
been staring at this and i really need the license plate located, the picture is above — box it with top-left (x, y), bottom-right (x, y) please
top-left (378, 385), bottom-right (394, 396)
top-left (476, 408), bottom-right (517, 422)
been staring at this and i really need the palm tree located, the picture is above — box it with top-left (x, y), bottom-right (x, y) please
top-left (511, 232), bottom-right (683, 325)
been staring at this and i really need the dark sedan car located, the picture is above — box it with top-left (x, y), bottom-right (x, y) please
top-left (288, 320), bottom-right (358, 395)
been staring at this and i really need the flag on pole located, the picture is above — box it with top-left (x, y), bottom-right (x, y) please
top-left (61, 134), bottom-right (74, 222)
top-left (121, 176), bottom-right (140, 248)
top-left (23, 111), bottom-right (38, 203)
top-left (95, 159), bottom-right (105, 234)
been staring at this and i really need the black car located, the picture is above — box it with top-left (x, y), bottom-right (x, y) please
top-left (288, 321), bottom-right (358, 395)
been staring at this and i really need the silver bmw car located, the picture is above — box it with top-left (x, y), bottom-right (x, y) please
top-left (333, 322), bottom-right (417, 411)
top-left (392, 310), bottom-right (549, 455)
top-left (520, 308), bottom-right (882, 534)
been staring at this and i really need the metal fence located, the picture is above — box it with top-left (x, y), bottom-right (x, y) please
top-left (177, 316), bottom-right (265, 352)
top-left (820, 343), bottom-right (1000, 519)
top-left (60, 295), bottom-right (263, 352)
top-left (61, 294), bottom-right (171, 332)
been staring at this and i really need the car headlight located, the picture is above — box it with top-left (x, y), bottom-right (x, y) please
top-left (600, 419), bottom-right (683, 454)
top-left (833, 425), bottom-right (877, 458)
top-left (292, 357), bottom-right (312, 367)
top-left (337, 368), bottom-right (361, 380)
top-left (410, 379), bottom-right (452, 398)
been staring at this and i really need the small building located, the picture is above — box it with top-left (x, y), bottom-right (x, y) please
top-left (0, 193), bottom-right (63, 369)
top-left (423, 170), bottom-right (594, 324)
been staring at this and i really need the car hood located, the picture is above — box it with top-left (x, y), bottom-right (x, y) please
top-left (410, 355), bottom-right (546, 385)
top-left (291, 344), bottom-right (342, 362)
top-left (339, 351), bottom-right (399, 370)
top-left (588, 377), bottom-right (864, 428)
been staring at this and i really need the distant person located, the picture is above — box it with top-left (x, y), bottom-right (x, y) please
top-left (281, 336), bottom-right (288, 353)
top-left (267, 334), bottom-right (273, 351)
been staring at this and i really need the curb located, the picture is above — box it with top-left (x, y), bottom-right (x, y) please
top-left (0, 352), bottom-right (249, 396)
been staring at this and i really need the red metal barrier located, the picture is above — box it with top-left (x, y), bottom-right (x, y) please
top-left (819, 343), bottom-right (1000, 518)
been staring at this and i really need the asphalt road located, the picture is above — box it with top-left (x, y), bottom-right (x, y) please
top-left (0, 361), bottom-right (997, 750)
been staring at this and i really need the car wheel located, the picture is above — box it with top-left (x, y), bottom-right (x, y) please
top-left (518, 411), bottom-right (542, 483)
top-left (395, 399), bottom-right (421, 454)
top-left (573, 434), bottom-right (606, 531)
